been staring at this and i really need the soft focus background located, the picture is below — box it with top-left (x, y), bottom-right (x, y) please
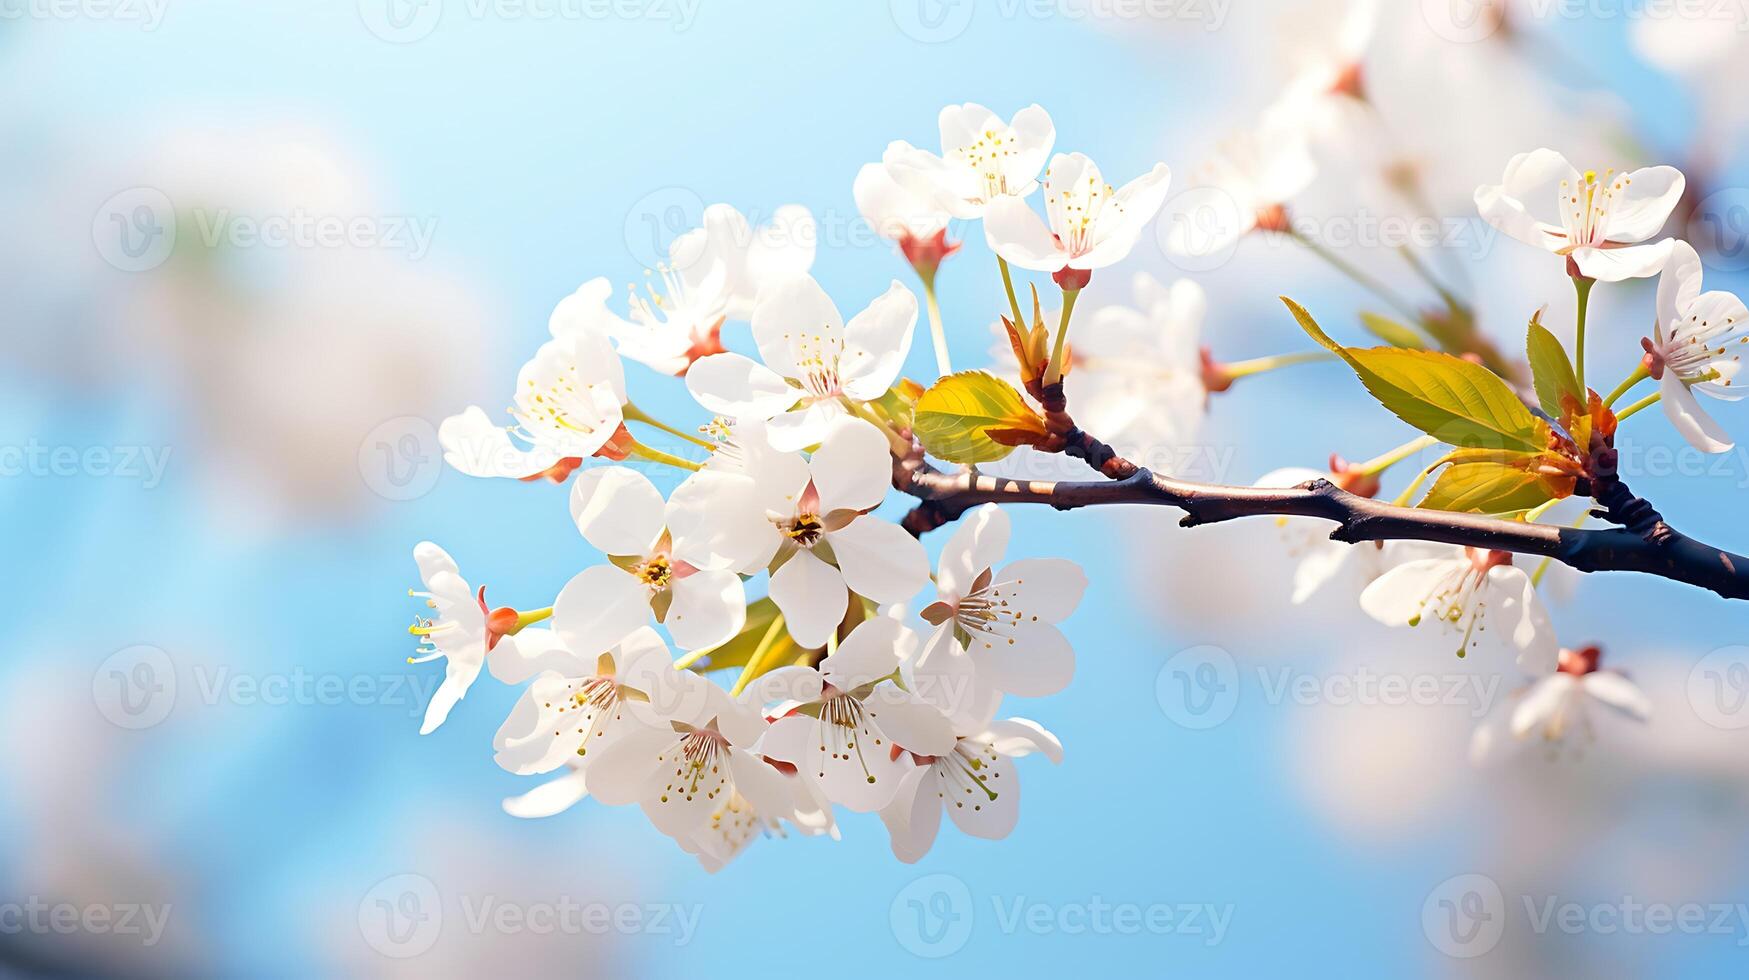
top-left (6, 1), bottom-right (1749, 976)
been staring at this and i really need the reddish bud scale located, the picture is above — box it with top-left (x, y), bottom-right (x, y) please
top-left (900, 228), bottom-right (960, 280)
top-left (1254, 203), bottom-right (1291, 235)
top-left (1326, 453), bottom-right (1381, 499)
top-left (1052, 266), bottom-right (1092, 292)
top-left (1199, 347), bottom-right (1236, 394)
top-left (1557, 645), bottom-right (1602, 676)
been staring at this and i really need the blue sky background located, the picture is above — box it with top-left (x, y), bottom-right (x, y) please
top-left (5, 2), bottom-right (1749, 977)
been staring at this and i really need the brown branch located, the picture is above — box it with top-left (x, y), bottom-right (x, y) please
top-left (890, 384), bottom-right (1749, 600)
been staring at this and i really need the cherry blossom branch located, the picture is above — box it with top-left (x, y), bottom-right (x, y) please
top-left (891, 387), bottom-right (1749, 602)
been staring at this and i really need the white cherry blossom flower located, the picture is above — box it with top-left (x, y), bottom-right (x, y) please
top-left (581, 669), bottom-right (797, 845)
top-left (676, 766), bottom-right (838, 873)
top-left (854, 162), bottom-right (956, 277)
top-left (686, 274), bottom-right (917, 452)
top-left (910, 505), bottom-right (1086, 721)
top-left (1063, 273), bottom-right (1208, 456)
top-left (1474, 149), bottom-right (1685, 281)
top-left (1166, 99), bottom-right (1313, 258)
top-left (407, 541), bottom-right (540, 734)
top-left (984, 153), bottom-right (1172, 284)
top-left (755, 616), bottom-right (957, 812)
top-left (879, 717), bottom-right (1062, 863)
top-left (673, 418), bottom-right (929, 648)
top-left (1254, 467), bottom-right (1390, 604)
top-left (1644, 240), bottom-right (1749, 453)
top-left (551, 205), bottom-right (816, 376)
top-left (491, 626), bottom-right (679, 777)
top-left (1469, 645), bottom-right (1652, 764)
top-left (438, 330), bottom-right (628, 479)
top-left (552, 467), bottom-right (747, 653)
top-left (882, 103), bottom-right (1056, 220)
top-left (1359, 545), bottom-right (1557, 672)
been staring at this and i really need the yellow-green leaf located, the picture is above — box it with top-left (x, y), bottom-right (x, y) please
top-left (913, 370), bottom-right (1049, 463)
top-left (1526, 313), bottom-right (1583, 419)
top-left (1359, 312), bottom-right (1427, 349)
top-left (1419, 459), bottom-right (1556, 515)
top-left (1283, 297), bottom-right (1547, 453)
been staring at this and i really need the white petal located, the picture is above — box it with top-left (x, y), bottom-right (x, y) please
top-left (419, 657), bottom-right (483, 735)
top-left (867, 682), bottom-right (957, 756)
top-left (685, 352), bottom-right (797, 419)
top-left (768, 549), bottom-right (849, 650)
top-left (879, 765), bottom-right (941, 864)
top-left (667, 471), bottom-right (783, 574)
top-left (439, 406), bottom-right (561, 479)
top-left (840, 281), bottom-right (919, 400)
top-left (979, 717), bottom-right (1063, 763)
top-left (1573, 240), bottom-right (1674, 282)
top-left (1494, 566), bottom-right (1558, 674)
top-left (1656, 240), bottom-right (1704, 333)
top-left (854, 163), bottom-right (949, 241)
top-left (1661, 371), bottom-right (1735, 453)
top-left (764, 401), bottom-right (848, 453)
top-left (581, 724), bottom-right (673, 806)
top-left (728, 749), bottom-right (796, 817)
top-left (665, 570), bottom-right (746, 652)
top-left (938, 504), bottom-right (1010, 599)
top-left (487, 626), bottom-right (589, 685)
top-left (809, 417), bottom-right (893, 512)
top-left (827, 518), bottom-right (931, 604)
top-left (570, 466), bottom-right (665, 556)
top-left (821, 614), bottom-right (912, 690)
top-left (968, 621), bottom-right (1074, 698)
top-left (992, 558), bottom-right (1086, 623)
top-left (502, 768), bottom-right (590, 819)
top-left (1582, 672), bottom-right (1653, 721)
top-left (1359, 558), bottom-right (1457, 626)
top-left (413, 541), bottom-right (460, 581)
top-left (1603, 165), bottom-right (1685, 242)
top-left (553, 565), bottom-right (654, 655)
top-left (1474, 148), bottom-right (1570, 250)
top-left (941, 749), bottom-right (1019, 840)
top-left (983, 196), bottom-right (1065, 272)
top-left (1510, 674), bottom-right (1576, 738)
top-left (1291, 541), bottom-right (1354, 605)
top-left (1077, 163), bottom-right (1172, 270)
top-left (750, 274), bottom-right (843, 380)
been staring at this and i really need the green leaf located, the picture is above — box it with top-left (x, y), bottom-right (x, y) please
top-left (1419, 459), bottom-right (1556, 516)
top-left (1283, 297), bottom-right (1547, 453)
top-left (1526, 313), bottom-right (1583, 419)
top-left (1359, 312), bottom-right (1427, 349)
top-left (913, 370), bottom-right (1050, 464)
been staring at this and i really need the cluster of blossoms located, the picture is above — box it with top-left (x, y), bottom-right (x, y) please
top-left (407, 76), bottom-right (1748, 867)
top-left (405, 103), bottom-right (1154, 870)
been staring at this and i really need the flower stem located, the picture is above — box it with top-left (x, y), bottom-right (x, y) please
top-left (1043, 287), bottom-right (1081, 387)
top-left (1614, 390), bottom-right (1661, 423)
top-left (1289, 229), bottom-right (1420, 321)
top-left (624, 402), bottom-right (713, 449)
top-left (998, 256), bottom-right (1026, 331)
top-left (1572, 275), bottom-right (1595, 394)
top-left (728, 613), bottom-right (789, 697)
top-left (1397, 245), bottom-right (1457, 301)
top-left (1355, 435), bottom-right (1440, 476)
top-left (1219, 349), bottom-right (1337, 380)
top-left (919, 269), bottom-right (952, 377)
top-left (513, 606), bottom-right (553, 631)
top-left (627, 441), bottom-right (702, 472)
top-left (1603, 363), bottom-right (1651, 408)
top-left (1391, 462), bottom-right (1440, 507)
